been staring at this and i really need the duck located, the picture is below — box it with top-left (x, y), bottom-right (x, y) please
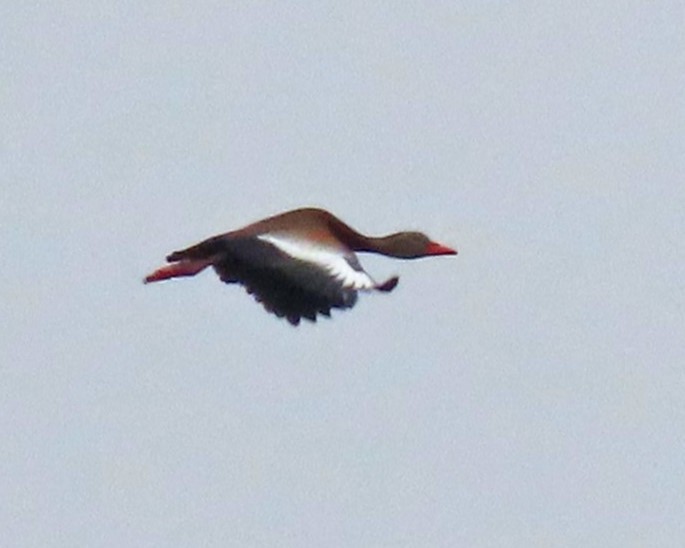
top-left (144, 207), bottom-right (456, 325)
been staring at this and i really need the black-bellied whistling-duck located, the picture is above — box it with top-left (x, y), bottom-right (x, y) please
top-left (144, 207), bottom-right (456, 325)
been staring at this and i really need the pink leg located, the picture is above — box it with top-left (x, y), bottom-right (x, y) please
top-left (144, 259), bottom-right (211, 284)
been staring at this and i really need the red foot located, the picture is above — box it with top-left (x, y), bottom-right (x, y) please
top-left (143, 260), bottom-right (211, 283)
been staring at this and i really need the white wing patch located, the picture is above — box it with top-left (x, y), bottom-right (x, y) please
top-left (257, 233), bottom-right (377, 290)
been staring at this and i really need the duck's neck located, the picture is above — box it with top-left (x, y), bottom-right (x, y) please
top-left (339, 229), bottom-right (407, 257)
top-left (326, 216), bottom-right (408, 257)
top-left (359, 234), bottom-right (415, 257)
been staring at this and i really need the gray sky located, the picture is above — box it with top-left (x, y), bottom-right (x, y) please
top-left (2, 2), bottom-right (684, 546)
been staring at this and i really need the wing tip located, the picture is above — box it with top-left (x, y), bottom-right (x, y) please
top-left (376, 276), bottom-right (399, 292)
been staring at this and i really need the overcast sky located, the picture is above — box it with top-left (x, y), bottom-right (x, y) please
top-left (2, 2), bottom-right (684, 546)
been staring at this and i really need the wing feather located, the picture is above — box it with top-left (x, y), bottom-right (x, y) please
top-left (212, 237), bottom-right (364, 324)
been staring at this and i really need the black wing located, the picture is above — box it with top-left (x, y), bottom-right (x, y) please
top-left (211, 238), bottom-right (368, 325)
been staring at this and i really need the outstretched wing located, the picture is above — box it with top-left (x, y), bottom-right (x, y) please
top-left (212, 235), bottom-right (397, 325)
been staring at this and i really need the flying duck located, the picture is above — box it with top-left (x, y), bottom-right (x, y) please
top-left (144, 207), bottom-right (456, 325)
